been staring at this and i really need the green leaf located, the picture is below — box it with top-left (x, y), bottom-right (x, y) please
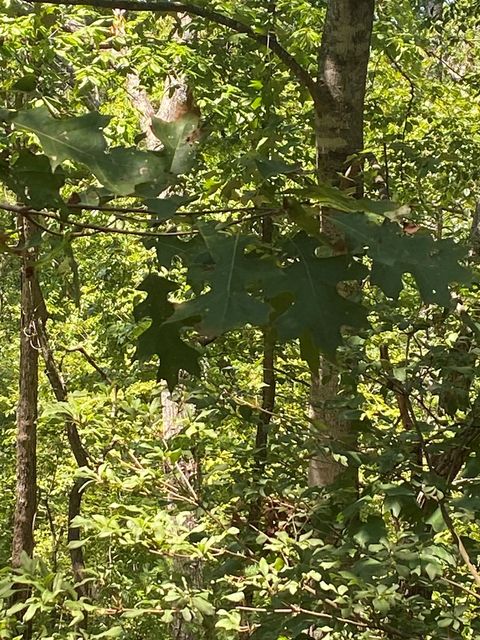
top-left (181, 607), bottom-right (193, 622)
top-left (169, 224), bottom-right (273, 336)
top-left (13, 107), bottom-right (169, 196)
top-left (68, 539), bottom-right (86, 549)
top-left (215, 610), bottom-right (242, 631)
top-left (426, 507), bottom-right (447, 533)
top-left (463, 454), bottom-right (480, 478)
top-left (161, 610), bottom-right (174, 623)
top-left (302, 183), bottom-right (403, 216)
top-left (254, 157), bottom-right (300, 179)
top-left (151, 111), bottom-right (200, 174)
top-left (23, 602), bottom-right (40, 622)
top-left (191, 596), bottom-right (215, 616)
top-left (12, 74), bottom-right (37, 92)
top-left (122, 609), bottom-right (145, 619)
top-left (6, 601), bottom-right (27, 616)
top-left (93, 627), bottom-right (123, 638)
top-left (14, 106), bottom-right (109, 170)
top-left (352, 516), bottom-right (387, 548)
top-left (372, 597), bottom-right (390, 614)
top-left (134, 275), bottom-right (201, 390)
top-left (333, 212), bottom-right (470, 304)
top-left (95, 147), bottom-right (169, 197)
top-left (352, 557), bottom-right (385, 582)
top-left (144, 195), bottom-right (193, 221)
top-left (438, 617), bottom-right (453, 628)
top-left (224, 591), bottom-right (245, 603)
top-left (425, 561), bottom-right (442, 580)
top-left (271, 233), bottom-right (369, 355)
top-left (145, 234), bottom-right (204, 270)
top-left (7, 150), bottom-right (64, 208)
top-left (284, 198), bottom-right (324, 238)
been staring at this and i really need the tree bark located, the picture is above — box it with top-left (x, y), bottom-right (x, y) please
top-left (423, 0), bottom-right (443, 20)
top-left (11, 216), bottom-right (39, 639)
top-left (309, 0), bottom-right (375, 489)
top-left (12, 216), bottom-right (38, 567)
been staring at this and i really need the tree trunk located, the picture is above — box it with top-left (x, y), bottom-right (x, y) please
top-left (309, 0), bottom-right (375, 489)
top-left (162, 390), bottom-right (201, 640)
top-left (12, 216), bottom-right (38, 567)
top-left (11, 216), bottom-right (39, 638)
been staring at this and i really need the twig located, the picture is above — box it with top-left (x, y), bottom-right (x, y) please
top-left (63, 346), bottom-right (113, 385)
top-left (0, 203), bottom-right (196, 237)
top-left (440, 576), bottom-right (480, 601)
top-left (236, 604), bottom-right (410, 637)
top-left (24, 212), bottom-right (63, 237)
top-left (35, 211), bottom-right (196, 238)
top-left (70, 202), bottom-right (275, 217)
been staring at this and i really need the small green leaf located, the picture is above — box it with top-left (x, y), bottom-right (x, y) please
top-left (144, 195), bottom-right (193, 221)
top-left (373, 597), bottom-right (390, 614)
top-left (425, 562), bottom-right (442, 580)
top-left (224, 591), bottom-right (245, 603)
top-left (12, 74), bottom-right (37, 92)
top-left (23, 602), bottom-right (40, 622)
top-left (6, 601), bottom-right (27, 616)
top-left (192, 596), bottom-right (215, 616)
top-left (181, 607), bottom-right (193, 622)
top-left (254, 157), bottom-right (300, 179)
top-left (426, 507), bottom-right (447, 533)
top-left (352, 516), bottom-right (387, 548)
top-left (68, 539), bottom-right (86, 549)
top-left (438, 617), bottom-right (453, 628)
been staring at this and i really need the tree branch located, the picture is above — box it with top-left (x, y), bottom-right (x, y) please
top-left (27, 0), bottom-right (322, 110)
top-left (0, 203), bottom-right (196, 237)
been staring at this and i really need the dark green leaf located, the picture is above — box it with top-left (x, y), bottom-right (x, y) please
top-left (134, 275), bottom-right (201, 390)
top-left (333, 212), bottom-right (470, 304)
top-left (8, 150), bottom-right (64, 208)
top-left (168, 224), bottom-right (273, 336)
top-left (254, 157), bottom-right (300, 180)
top-left (14, 106), bottom-right (109, 169)
top-left (271, 233), bottom-right (369, 355)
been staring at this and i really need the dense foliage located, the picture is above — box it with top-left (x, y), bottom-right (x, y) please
top-left (1, 0), bottom-right (480, 638)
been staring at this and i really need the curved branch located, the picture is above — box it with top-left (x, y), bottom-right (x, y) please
top-left (27, 0), bottom-right (322, 109)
